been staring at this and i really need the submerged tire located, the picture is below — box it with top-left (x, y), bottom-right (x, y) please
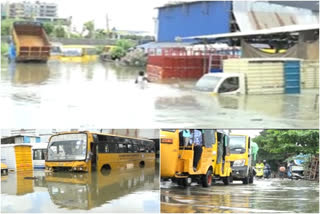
top-left (202, 169), bottom-right (213, 187)
top-left (242, 176), bottom-right (249, 184)
top-left (182, 177), bottom-right (192, 187)
top-left (222, 176), bottom-right (230, 185)
top-left (249, 175), bottom-right (254, 184)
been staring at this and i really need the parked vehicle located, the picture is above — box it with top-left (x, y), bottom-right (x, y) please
top-left (9, 21), bottom-right (51, 62)
top-left (226, 134), bottom-right (254, 184)
top-left (1, 162), bottom-right (8, 176)
top-left (49, 42), bottom-right (63, 61)
top-left (194, 73), bottom-right (245, 95)
top-left (60, 45), bottom-right (98, 63)
top-left (160, 129), bottom-right (232, 187)
top-left (31, 143), bottom-right (48, 169)
top-left (287, 155), bottom-right (307, 180)
top-left (45, 131), bottom-right (155, 172)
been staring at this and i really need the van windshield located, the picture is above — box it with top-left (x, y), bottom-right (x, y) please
top-left (195, 75), bottom-right (222, 92)
top-left (229, 136), bottom-right (246, 154)
top-left (48, 134), bottom-right (87, 161)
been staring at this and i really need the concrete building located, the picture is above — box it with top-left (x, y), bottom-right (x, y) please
top-left (1, 135), bottom-right (41, 144)
top-left (155, 1), bottom-right (319, 42)
top-left (1, 1), bottom-right (57, 19)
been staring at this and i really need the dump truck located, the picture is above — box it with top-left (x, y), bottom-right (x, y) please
top-left (9, 21), bottom-right (51, 62)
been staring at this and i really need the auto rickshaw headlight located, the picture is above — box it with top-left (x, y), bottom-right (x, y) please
top-left (233, 159), bottom-right (245, 167)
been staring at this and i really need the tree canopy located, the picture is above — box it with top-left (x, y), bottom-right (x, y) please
top-left (253, 130), bottom-right (319, 160)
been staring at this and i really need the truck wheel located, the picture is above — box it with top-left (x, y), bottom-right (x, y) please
top-left (222, 176), bottom-right (230, 185)
top-left (242, 176), bottom-right (249, 184)
top-left (202, 169), bottom-right (212, 187)
top-left (182, 177), bottom-right (192, 187)
top-left (177, 179), bottom-right (183, 186)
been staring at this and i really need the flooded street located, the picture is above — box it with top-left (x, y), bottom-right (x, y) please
top-left (1, 164), bottom-right (160, 213)
top-left (161, 178), bottom-right (319, 213)
top-left (0, 60), bottom-right (318, 128)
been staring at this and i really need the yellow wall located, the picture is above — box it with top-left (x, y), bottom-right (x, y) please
top-left (14, 146), bottom-right (33, 171)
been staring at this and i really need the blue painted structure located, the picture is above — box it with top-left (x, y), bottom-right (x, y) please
top-left (24, 136), bottom-right (41, 143)
top-left (157, 1), bottom-right (232, 42)
top-left (284, 61), bottom-right (300, 94)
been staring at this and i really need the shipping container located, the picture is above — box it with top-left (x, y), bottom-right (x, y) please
top-left (223, 58), bottom-right (301, 94)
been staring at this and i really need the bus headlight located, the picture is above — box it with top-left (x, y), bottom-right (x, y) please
top-left (233, 159), bottom-right (245, 167)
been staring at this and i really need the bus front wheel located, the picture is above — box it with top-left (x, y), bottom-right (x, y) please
top-left (202, 169), bottom-right (212, 187)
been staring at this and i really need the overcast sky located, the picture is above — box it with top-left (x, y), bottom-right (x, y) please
top-left (6, 0), bottom-right (199, 33)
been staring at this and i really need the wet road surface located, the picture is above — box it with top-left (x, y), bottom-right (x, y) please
top-left (161, 178), bottom-right (319, 213)
top-left (1, 166), bottom-right (159, 213)
top-left (0, 60), bottom-right (318, 128)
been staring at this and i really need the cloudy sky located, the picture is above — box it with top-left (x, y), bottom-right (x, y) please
top-left (7, 0), bottom-right (200, 33)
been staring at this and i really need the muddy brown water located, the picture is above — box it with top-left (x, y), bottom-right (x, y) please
top-left (0, 60), bottom-right (318, 128)
top-left (161, 178), bottom-right (319, 213)
top-left (1, 164), bottom-right (160, 213)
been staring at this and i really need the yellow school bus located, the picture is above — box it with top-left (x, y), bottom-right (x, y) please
top-left (161, 129), bottom-right (232, 187)
top-left (45, 131), bottom-right (155, 172)
top-left (59, 45), bottom-right (98, 63)
top-left (226, 134), bottom-right (254, 184)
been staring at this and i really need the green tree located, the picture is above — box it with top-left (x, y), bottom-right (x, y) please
top-left (254, 130), bottom-right (319, 158)
top-left (54, 26), bottom-right (66, 38)
top-left (1, 19), bottom-right (19, 36)
top-left (115, 39), bottom-right (134, 51)
top-left (95, 29), bottom-right (106, 39)
top-left (43, 22), bottom-right (54, 36)
top-left (83, 20), bottom-right (95, 38)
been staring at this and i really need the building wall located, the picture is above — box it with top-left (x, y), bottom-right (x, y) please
top-left (157, 1), bottom-right (231, 42)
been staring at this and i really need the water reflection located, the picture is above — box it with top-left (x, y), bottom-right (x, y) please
top-left (1, 165), bottom-right (159, 213)
top-left (161, 179), bottom-right (319, 213)
top-left (9, 63), bottom-right (50, 85)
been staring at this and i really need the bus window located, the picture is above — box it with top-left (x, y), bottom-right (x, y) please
top-left (33, 149), bottom-right (43, 160)
top-left (98, 142), bottom-right (118, 153)
top-left (118, 143), bottom-right (127, 153)
top-left (132, 141), bottom-right (139, 153)
top-left (139, 140), bottom-right (146, 152)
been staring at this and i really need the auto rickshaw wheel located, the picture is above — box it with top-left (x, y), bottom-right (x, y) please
top-left (202, 169), bottom-right (212, 187)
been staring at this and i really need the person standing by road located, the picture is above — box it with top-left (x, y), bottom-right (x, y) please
top-left (263, 160), bottom-right (271, 178)
top-left (279, 165), bottom-right (286, 179)
top-left (190, 129), bottom-right (203, 172)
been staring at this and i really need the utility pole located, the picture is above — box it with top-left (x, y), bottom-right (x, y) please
top-left (106, 13), bottom-right (110, 32)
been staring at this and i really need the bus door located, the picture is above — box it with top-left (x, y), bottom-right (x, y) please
top-left (91, 135), bottom-right (99, 171)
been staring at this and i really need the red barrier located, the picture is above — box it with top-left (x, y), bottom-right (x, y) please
top-left (147, 48), bottom-right (240, 81)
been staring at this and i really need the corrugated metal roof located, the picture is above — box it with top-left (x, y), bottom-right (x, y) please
top-left (269, 1), bottom-right (319, 12)
top-left (233, 1), bottom-right (319, 31)
top-left (180, 24), bottom-right (319, 40)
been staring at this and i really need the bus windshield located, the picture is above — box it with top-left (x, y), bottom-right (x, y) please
top-left (195, 75), bottom-right (222, 92)
top-left (229, 136), bottom-right (246, 154)
top-left (48, 134), bottom-right (87, 161)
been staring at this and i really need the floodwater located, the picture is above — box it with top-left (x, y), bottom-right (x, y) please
top-left (0, 60), bottom-right (318, 128)
top-left (1, 165), bottom-right (160, 213)
top-left (161, 178), bottom-right (319, 213)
